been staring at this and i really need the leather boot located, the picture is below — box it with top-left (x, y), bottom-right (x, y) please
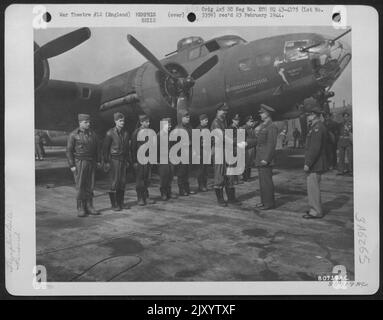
top-left (226, 187), bottom-right (240, 204)
top-left (86, 198), bottom-right (100, 215)
top-left (137, 189), bottom-right (145, 206)
top-left (179, 184), bottom-right (188, 196)
top-left (145, 189), bottom-right (156, 204)
top-left (167, 187), bottom-right (177, 199)
top-left (214, 188), bottom-right (227, 207)
top-left (160, 188), bottom-right (168, 201)
top-left (185, 183), bottom-right (196, 195)
top-left (117, 189), bottom-right (127, 210)
top-left (109, 192), bottom-right (119, 211)
top-left (77, 200), bottom-right (87, 217)
top-left (198, 182), bottom-right (207, 192)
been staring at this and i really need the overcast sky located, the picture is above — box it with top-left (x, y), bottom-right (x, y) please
top-left (35, 26), bottom-right (352, 107)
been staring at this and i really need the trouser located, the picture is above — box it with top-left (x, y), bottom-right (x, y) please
top-left (158, 163), bottom-right (174, 192)
top-left (214, 163), bottom-right (234, 189)
top-left (257, 166), bottom-right (275, 207)
top-left (109, 158), bottom-right (127, 192)
top-left (74, 159), bottom-right (96, 200)
top-left (293, 138), bottom-right (299, 148)
top-left (197, 163), bottom-right (209, 187)
top-left (307, 172), bottom-right (322, 216)
top-left (135, 163), bottom-right (151, 193)
top-left (331, 143), bottom-right (338, 168)
top-left (176, 164), bottom-right (190, 188)
top-left (35, 143), bottom-right (44, 159)
top-left (338, 144), bottom-right (353, 172)
top-left (325, 143), bottom-right (336, 168)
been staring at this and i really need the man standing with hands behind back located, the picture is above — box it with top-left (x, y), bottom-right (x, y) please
top-left (66, 113), bottom-right (101, 217)
top-left (303, 106), bottom-right (328, 219)
top-left (254, 104), bottom-right (278, 210)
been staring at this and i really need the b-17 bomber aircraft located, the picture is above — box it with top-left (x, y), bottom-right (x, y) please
top-left (34, 27), bottom-right (351, 135)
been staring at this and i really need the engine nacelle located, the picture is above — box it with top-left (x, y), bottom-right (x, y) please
top-left (134, 62), bottom-right (189, 118)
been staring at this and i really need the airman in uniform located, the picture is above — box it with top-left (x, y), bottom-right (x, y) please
top-left (241, 115), bottom-right (257, 181)
top-left (323, 112), bottom-right (340, 170)
top-left (211, 103), bottom-right (238, 206)
top-left (228, 114), bottom-right (240, 185)
top-left (175, 110), bottom-right (196, 196)
top-left (103, 112), bottom-right (131, 211)
top-left (254, 104), bottom-right (278, 210)
top-left (157, 117), bottom-right (177, 200)
top-left (66, 114), bottom-right (101, 217)
top-left (196, 114), bottom-right (210, 192)
top-left (303, 107), bottom-right (328, 219)
top-left (131, 114), bottom-right (156, 206)
top-left (337, 112), bottom-right (353, 176)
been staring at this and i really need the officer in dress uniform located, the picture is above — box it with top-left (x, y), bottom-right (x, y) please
top-left (196, 114), bottom-right (210, 191)
top-left (303, 106), bottom-right (328, 219)
top-left (66, 114), bottom-right (101, 217)
top-left (254, 104), bottom-right (278, 210)
top-left (323, 112), bottom-right (340, 170)
top-left (103, 112), bottom-right (131, 211)
top-left (175, 110), bottom-right (196, 196)
top-left (157, 117), bottom-right (178, 200)
top-left (211, 103), bottom-right (239, 206)
top-left (337, 111), bottom-right (353, 176)
top-left (131, 114), bottom-right (156, 206)
top-left (241, 115), bottom-right (257, 181)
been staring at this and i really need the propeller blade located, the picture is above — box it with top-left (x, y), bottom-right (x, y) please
top-left (190, 55), bottom-right (218, 80)
top-left (127, 34), bottom-right (176, 79)
top-left (36, 27), bottom-right (91, 59)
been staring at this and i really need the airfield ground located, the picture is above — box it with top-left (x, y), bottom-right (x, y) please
top-left (36, 147), bottom-right (354, 282)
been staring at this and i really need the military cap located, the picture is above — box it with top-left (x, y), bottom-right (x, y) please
top-left (199, 113), bottom-right (208, 121)
top-left (259, 104), bottom-right (275, 114)
top-left (114, 112), bottom-right (125, 121)
top-left (217, 102), bottom-right (229, 111)
top-left (179, 109), bottom-right (190, 118)
top-left (138, 114), bottom-right (149, 122)
top-left (232, 114), bottom-right (240, 121)
top-left (78, 113), bottom-right (90, 121)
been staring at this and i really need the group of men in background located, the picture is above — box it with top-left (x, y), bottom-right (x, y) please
top-left (65, 103), bottom-right (353, 220)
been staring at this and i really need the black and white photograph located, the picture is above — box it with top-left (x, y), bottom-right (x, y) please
top-left (5, 4), bottom-right (379, 295)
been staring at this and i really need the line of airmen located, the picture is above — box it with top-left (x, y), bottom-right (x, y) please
top-left (66, 101), bottom-right (350, 220)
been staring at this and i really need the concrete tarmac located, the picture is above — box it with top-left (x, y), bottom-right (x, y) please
top-left (36, 147), bottom-right (354, 282)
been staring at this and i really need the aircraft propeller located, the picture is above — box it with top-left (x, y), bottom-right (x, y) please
top-left (127, 34), bottom-right (219, 121)
top-left (35, 27), bottom-right (91, 60)
top-left (34, 28), bottom-right (91, 91)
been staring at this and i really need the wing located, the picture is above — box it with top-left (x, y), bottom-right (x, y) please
top-left (35, 80), bottom-right (102, 132)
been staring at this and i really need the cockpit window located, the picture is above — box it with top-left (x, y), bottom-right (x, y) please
top-left (217, 38), bottom-right (246, 49)
top-left (284, 40), bottom-right (310, 61)
top-left (188, 45), bottom-right (209, 60)
top-left (205, 40), bottom-right (220, 52)
top-left (188, 46), bottom-right (201, 60)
